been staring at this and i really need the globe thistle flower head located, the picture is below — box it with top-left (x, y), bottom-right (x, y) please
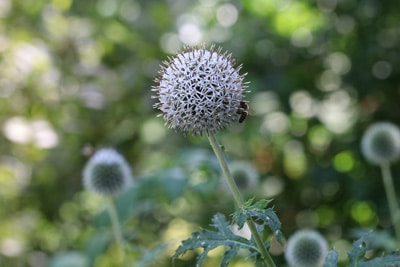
top-left (285, 229), bottom-right (328, 267)
top-left (152, 45), bottom-right (248, 136)
top-left (361, 122), bottom-right (400, 165)
top-left (220, 161), bottom-right (259, 195)
top-left (83, 148), bottom-right (133, 196)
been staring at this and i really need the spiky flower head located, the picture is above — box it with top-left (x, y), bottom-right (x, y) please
top-left (285, 229), bottom-right (328, 267)
top-left (220, 161), bottom-right (259, 195)
top-left (152, 45), bottom-right (247, 135)
top-left (361, 122), bottom-right (400, 165)
top-left (83, 148), bottom-right (133, 196)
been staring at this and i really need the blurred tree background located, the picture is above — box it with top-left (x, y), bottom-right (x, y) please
top-left (1, 0), bottom-right (400, 266)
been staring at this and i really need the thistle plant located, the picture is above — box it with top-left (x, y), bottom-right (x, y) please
top-left (83, 148), bottom-right (133, 264)
top-left (153, 45), bottom-right (278, 267)
top-left (285, 229), bottom-right (328, 267)
top-left (361, 122), bottom-right (400, 241)
top-left (152, 45), bottom-right (245, 135)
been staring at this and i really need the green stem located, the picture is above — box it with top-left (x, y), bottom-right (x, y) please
top-left (106, 197), bottom-right (127, 265)
top-left (207, 133), bottom-right (276, 267)
top-left (380, 163), bottom-right (400, 241)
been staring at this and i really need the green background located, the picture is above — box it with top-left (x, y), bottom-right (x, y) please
top-left (0, 0), bottom-right (399, 266)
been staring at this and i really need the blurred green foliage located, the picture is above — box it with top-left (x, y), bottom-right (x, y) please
top-left (1, 0), bottom-right (399, 266)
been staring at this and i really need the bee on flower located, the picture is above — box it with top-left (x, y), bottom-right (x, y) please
top-left (152, 45), bottom-right (248, 135)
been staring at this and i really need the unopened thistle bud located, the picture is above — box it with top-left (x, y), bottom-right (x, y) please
top-left (152, 45), bottom-right (247, 135)
top-left (285, 229), bottom-right (328, 267)
top-left (83, 148), bottom-right (133, 196)
top-left (361, 122), bottom-right (400, 165)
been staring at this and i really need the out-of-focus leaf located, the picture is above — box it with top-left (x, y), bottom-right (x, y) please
top-left (358, 253), bottom-right (400, 267)
top-left (49, 251), bottom-right (89, 267)
top-left (156, 167), bottom-right (188, 201)
top-left (134, 243), bottom-right (169, 267)
top-left (348, 234), bottom-right (400, 267)
top-left (95, 168), bottom-right (188, 226)
top-left (351, 229), bottom-right (398, 251)
top-left (348, 237), bottom-right (368, 265)
top-left (85, 230), bottom-right (112, 264)
top-left (323, 250), bottom-right (339, 267)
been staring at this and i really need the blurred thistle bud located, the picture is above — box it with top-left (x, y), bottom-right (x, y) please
top-left (361, 122), bottom-right (400, 165)
top-left (285, 229), bottom-right (328, 267)
top-left (220, 161), bottom-right (259, 195)
top-left (83, 148), bottom-right (133, 196)
top-left (152, 45), bottom-right (247, 135)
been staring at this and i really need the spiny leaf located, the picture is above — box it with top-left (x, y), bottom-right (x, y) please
top-left (358, 252), bottom-right (400, 267)
top-left (232, 199), bottom-right (283, 244)
top-left (351, 229), bottom-right (398, 251)
top-left (348, 237), bottom-right (368, 266)
top-left (173, 213), bottom-right (258, 267)
top-left (323, 250), bottom-right (339, 267)
top-left (243, 198), bottom-right (273, 209)
top-left (221, 246), bottom-right (240, 267)
top-left (348, 234), bottom-right (400, 267)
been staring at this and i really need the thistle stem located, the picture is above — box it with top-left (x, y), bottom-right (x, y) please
top-left (380, 163), bottom-right (400, 241)
top-left (207, 133), bottom-right (276, 267)
top-left (106, 197), bottom-right (127, 265)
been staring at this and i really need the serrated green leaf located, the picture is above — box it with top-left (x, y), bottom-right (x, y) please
top-left (348, 234), bottom-right (400, 267)
top-left (351, 229), bottom-right (398, 251)
top-left (359, 252), bottom-right (400, 267)
top-left (213, 213), bottom-right (233, 237)
top-left (323, 250), bottom-right (339, 267)
top-left (232, 199), bottom-right (282, 244)
top-left (221, 246), bottom-right (240, 267)
top-left (173, 213), bottom-right (258, 267)
top-left (243, 198), bottom-right (273, 209)
top-left (348, 237), bottom-right (368, 266)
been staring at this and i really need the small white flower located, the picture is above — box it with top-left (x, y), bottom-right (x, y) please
top-left (83, 148), bottom-right (133, 196)
top-left (285, 229), bottom-right (328, 267)
top-left (361, 122), bottom-right (400, 165)
top-left (152, 45), bottom-right (247, 135)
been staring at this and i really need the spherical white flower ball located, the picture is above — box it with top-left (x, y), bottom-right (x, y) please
top-left (361, 122), bottom-right (400, 165)
top-left (83, 148), bottom-right (133, 196)
top-left (285, 229), bottom-right (328, 267)
top-left (152, 45), bottom-right (248, 135)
